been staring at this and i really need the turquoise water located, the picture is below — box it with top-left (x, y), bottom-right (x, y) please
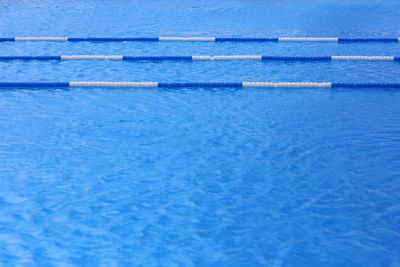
top-left (0, 0), bottom-right (400, 265)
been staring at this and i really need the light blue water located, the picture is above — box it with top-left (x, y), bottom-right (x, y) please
top-left (0, 0), bottom-right (400, 266)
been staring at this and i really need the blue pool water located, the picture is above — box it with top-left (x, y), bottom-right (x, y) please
top-left (1, 0), bottom-right (400, 265)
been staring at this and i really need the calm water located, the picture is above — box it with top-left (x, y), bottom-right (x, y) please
top-left (0, 0), bottom-right (400, 266)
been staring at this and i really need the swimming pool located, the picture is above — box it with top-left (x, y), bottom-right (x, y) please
top-left (0, 0), bottom-right (400, 265)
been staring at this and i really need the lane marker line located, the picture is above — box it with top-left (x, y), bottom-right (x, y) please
top-left (0, 55), bottom-right (397, 61)
top-left (0, 82), bottom-right (399, 88)
top-left (0, 37), bottom-right (397, 42)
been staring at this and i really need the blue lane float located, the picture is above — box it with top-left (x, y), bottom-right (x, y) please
top-left (0, 37), bottom-right (399, 42)
top-left (0, 55), bottom-right (397, 61)
top-left (0, 82), bottom-right (399, 88)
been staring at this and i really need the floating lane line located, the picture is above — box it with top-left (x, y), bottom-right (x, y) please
top-left (158, 37), bottom-right (216, 41)
top-left (0, 37), bottom-right (399, 42)
top-left (0, 55), bottom-right (398, 61)
top-left (61, 55), bottom-right (123, 60)
top-left (278, 37), bottom-right (338, 41)
top-left (242, 82), bottom-right (332, 88)
top-left (69, 81), bottom-right (158, 87)
top-left (192, 55), bottom-right (262, 60)
top-left (0, 82), bottom-right (399, 88)
top-left (331, 56), bottom-right (395, 60)
top-left (14, 37), bottom-right (69, 41)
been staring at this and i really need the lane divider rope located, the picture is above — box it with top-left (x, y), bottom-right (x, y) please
top-left (0, 55), bottom-right (398, 61)
top-left (0, 82), bottom-right (398, 88)
top-left (0, 37), bottom-right (399, 42)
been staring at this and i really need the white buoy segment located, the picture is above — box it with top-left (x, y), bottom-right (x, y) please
top-left (278, 37), bottom-right (338, 41)
top-left (15, 37), bottom-right (68, 41)
top-left (192, 55), bottom-right (262, 60)
top-left (242, 82), bottom-right (332, 88)
top-left (159, 37), bottom-right (216, 41)
top-left (331, 56), bottom-right (394, 60)
top-left (61, 55), bottom-right (123, 60)
top-left (69, 82), bottom-right (158, 87)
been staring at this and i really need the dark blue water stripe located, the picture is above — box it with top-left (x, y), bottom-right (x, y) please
top-left (68, 37), bottom-right (159, 42)
top-left (123, 56), bottom-right (192, 61)
top-left (0, 56), bottom-right (32, 60)
top-left (0, 38), bottom-right (15, 42)
top-left (331, 83), bottom-right (400, 88)
top-left (394, 57), bottom-right (400, 61)
top-left (33, 56), bottom-right (61, 60)
top-left (338, 38), bottom-right (398, 42)
top-left (0, 56), bottom-right (61, 60)
top-left (158, 82), bottom-right (243, 88)
top-left (262, 56), bottom-right (331, 61)
top-left (0, 82), bottom-right (69, 87)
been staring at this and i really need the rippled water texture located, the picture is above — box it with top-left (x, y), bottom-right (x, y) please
top-left (0, 0), bottom-right (400, 266)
